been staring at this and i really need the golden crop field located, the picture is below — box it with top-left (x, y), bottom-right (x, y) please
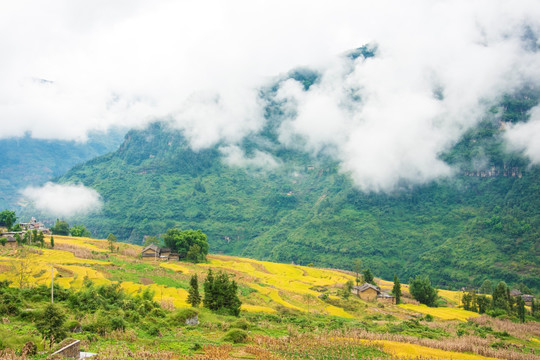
top-left (366, 340), bottom-right (500, 360)
top-left (399, 304), bottom-right (481, 321)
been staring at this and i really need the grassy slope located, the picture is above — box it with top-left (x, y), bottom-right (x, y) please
top-left (1, 239), bottom-right (539, 359)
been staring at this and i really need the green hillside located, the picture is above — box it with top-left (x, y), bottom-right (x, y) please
top-left (50, 83), bottom-right (540, 292)
top-left (0, 129), bottom-right (125, 209)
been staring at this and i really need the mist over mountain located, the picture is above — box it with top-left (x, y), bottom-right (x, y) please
top-left (24, 77), bottom-right (537, 292)
top-left (0, 129), bottom-right (125, 209)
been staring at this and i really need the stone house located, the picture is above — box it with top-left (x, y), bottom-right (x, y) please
top-left (141, 244), bottom-right (179, 261)
top-left (352, 283), bottom-right (381, 301)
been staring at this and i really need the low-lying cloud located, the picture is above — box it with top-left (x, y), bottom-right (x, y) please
top-left (220, 145), bottom-right (280, 170)
top-left (2, 1), bottom-right (540, 191)
top-left (504, 106), bottom-right (540, 165)
top-left (21, 182), bottom-right (103, 217)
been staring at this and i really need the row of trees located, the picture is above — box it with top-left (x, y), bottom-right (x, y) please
top-left (187, 269), bottom-right (241, 316)
top-left (462, 281), bottom-right (537, 322)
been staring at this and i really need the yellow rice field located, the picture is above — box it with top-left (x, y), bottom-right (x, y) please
top-left (399, 304), bottom-right (481, 321)
top-left (368, 340), bottom-right (500, 360)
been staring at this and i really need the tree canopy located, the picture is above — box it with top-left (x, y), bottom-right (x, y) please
top-left (164, 228), bottom-right (208, 262)
top-left (52, 219), bottom-right (70, 236)
top-left (70, 224), bottom-right (91, 237)
top-left (409, 275), bottom-right (438, 307)
top-left (0, 210), bottom-right (17, 231)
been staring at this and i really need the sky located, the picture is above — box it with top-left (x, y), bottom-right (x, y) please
top-left (1, 0), bottom-right (540, 215)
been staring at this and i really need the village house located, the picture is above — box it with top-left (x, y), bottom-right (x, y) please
top-left (141, 244), bottom-right (179, 261)
top-left (510, 289), bottom-right (535, 306)
top-left (19, 217), bottom-right (51, 234)
top-left (351, 283), bottom-right (395, 304)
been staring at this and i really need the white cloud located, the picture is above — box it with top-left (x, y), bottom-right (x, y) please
top-left (1, 0), bottom-right (540, 191)
top-left (504, 106), bottom-right (540, 164)
top-left (21, 182), bottom-right (103, 217)
top-left (220, 145), bottom-right (280, 170)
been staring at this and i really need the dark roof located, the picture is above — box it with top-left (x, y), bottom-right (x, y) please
top-left (6, 235), bottom-right (16, 242)
top-left (160, 248), bottom-right (171, 253)
top-left (142, 244), bottom-right (160, 253)
top-left (352, 283), bottom-right (381, 293)
top-left (510, 289), bottom-right (522, 296)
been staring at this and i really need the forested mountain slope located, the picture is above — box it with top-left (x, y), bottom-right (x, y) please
top-left (55, 83), bottom-right (540, 292)
top-left (0, 129), bottom-right (125, 208)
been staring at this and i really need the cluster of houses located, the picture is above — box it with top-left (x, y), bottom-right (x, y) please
top-left (0, 217), bottom-right (50, 248)
top-left (141, 244), bottom-right (179, 261)
top-left (510, 289), bottom-right (535, 306)
top-left (351, 283), bottom-right (396, 304)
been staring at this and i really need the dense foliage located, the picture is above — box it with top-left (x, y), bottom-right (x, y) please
top-left (47, 85), bottom-right (540, 293)
top-left (51, 220), bottom-right (70, 236)
top-left (203, 269), bottom-right (241, 316)
top-left (0, 210), bottom-right (17, 230)
top-left (163, 228), bottom-right (208, 262)
top-left (409, 276), bottom-right (438, 307)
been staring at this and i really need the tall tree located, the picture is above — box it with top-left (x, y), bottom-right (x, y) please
top-left (187, 274), bottom-right (201, 307)
top-left (362, 268), bottom-right (375, 285)
top-left (392, 274), bottom-right (402, 304)
top-left (517, 296), bottom-right (526, 323)
top-left (492, 281), bottom-right (510, 311)
top-left (409, 275), bottom-right (438, 307)
top-left (107, 233), bottom-right (117, 253)
top-left (479, 279), bottom-right (493, 295)
top-left (202, 269), bottom-right (241, 316)
top-left (50, 236), bottom-right (54, 248)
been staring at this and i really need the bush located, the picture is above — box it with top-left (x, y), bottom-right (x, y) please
top-left (169, 309), bottom-right (198, 326)
top-left (110, 317), bottom-right (126, 331)
top-left (230, 319), bottom-right (249, 330)
top-left (223, 329), bottom-right (248, 344)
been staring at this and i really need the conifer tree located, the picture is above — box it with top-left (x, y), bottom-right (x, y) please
top-left (392, 274), bottom-right (402, 304)
top-left (187, 274), bottom-right (201, 307)
top-left (50, 236), bottom-right (54, 248)
top-left (517, 296), bottom-right (526, 323)
top-left (203, 269), bottom-right (215, 310)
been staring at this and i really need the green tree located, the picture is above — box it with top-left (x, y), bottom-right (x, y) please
top-left (37, 231), bottom-right (45, 248)
top-left (392, 274), bottom-right (402, 304)
top-left (107, 233), bottom-right (117, 253)
top-left (186, 244), bottom-right (204, 263)
top-left (492, 281), bottom-right (510, 312)
top-left (50, 236), bottom-right (54, 248)
top-left (0, 210), bottom-right (17, 231)
top-left (362, 268), bottom-right (375, 285)
top-left (164, 229), bottom-right (208, 262)
top-left (15, 233), bottom-right (22, 246)
top-left (479, 279), bottom-right (493, 295)
top-left (516, 296), bottom-right (526, 323)
top-left (187, 274), bottom-right (201, 307)
top-left (143, 235), bottom-right (160, 247)
top-left (51, 220), bottom-right (70, 236)
top-left (70, 225), bottom-right (91, 237)
top-left (203, 270), bottom-right (241, 316)
top-left (476, 295), bottom-right (490, 314)
top-left (341, 280), bottom-right (354, 299)
top-left (0, 237), bottom-right (6, 246)
top-left (35, 304), bottom-right (66, 347)
top-left (409, 276), bottom-right (438, 307)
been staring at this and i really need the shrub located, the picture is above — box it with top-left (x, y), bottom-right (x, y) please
top-left (169, 309), bottom-right (198, 326)
top-left (230, 319), bottom-right (249, 330)
top-left (110, 317), bottom-right (126, 331)
top-left (223, 329), bottom-right (248, 344)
